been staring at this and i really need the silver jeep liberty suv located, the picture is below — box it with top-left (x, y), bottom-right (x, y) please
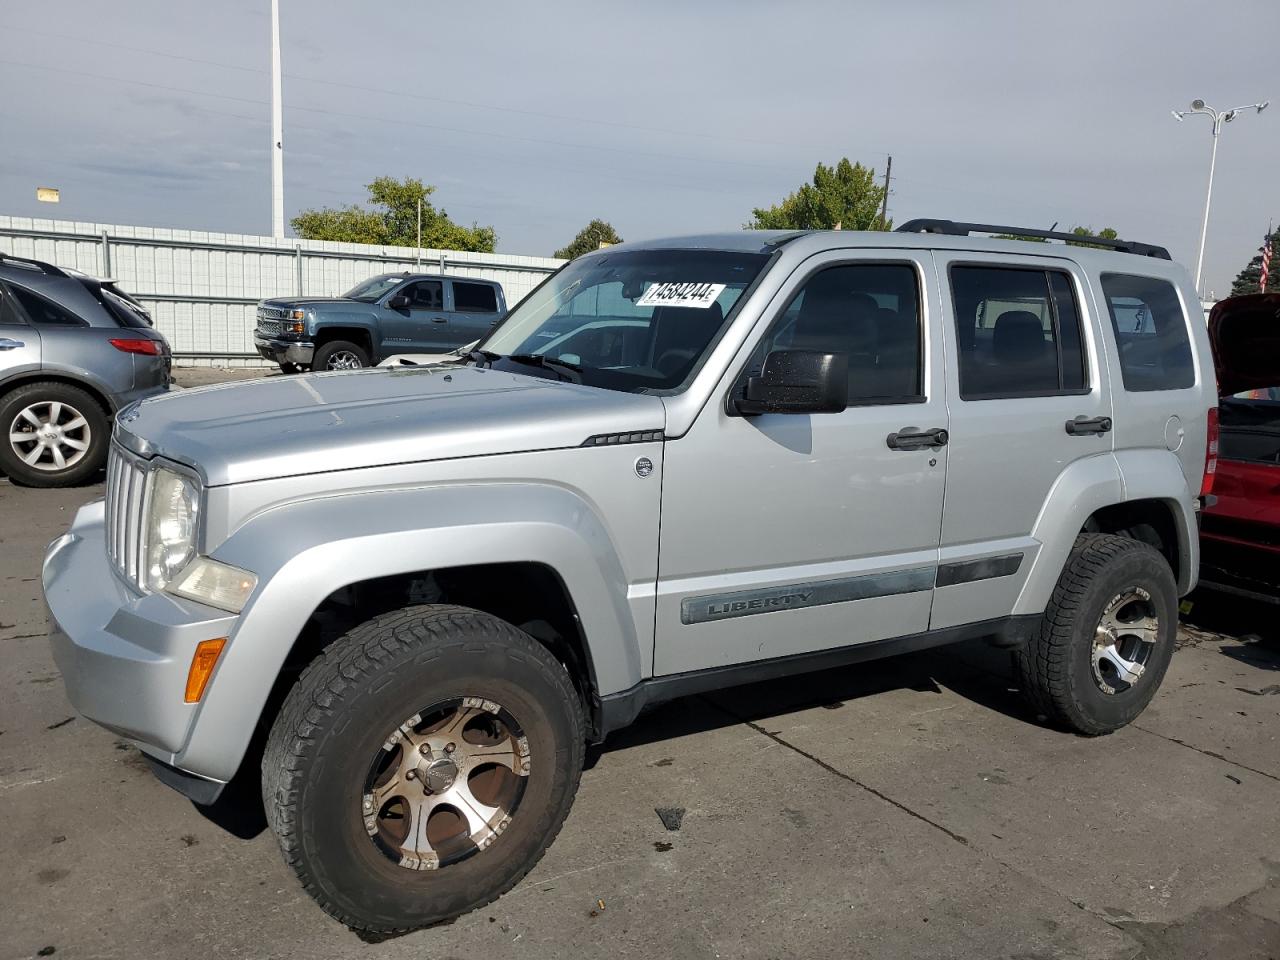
top-left (45, 221), bottom-right (1217, 932)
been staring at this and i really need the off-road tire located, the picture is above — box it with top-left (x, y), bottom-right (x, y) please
top-left (0, 381), bottom-right (109, 487)
top-left (1016, 533), bottom-right (1177, 735)
top-left (262, 604), bottom-right (585, 934)
top-left (312, 340), bottom-right (370, 371)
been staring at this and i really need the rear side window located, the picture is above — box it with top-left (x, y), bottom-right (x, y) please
top-left (1100, 274), bottom-right (1194, 391)
top-left (6, 284), bottom-right (87, 327)
top-left (950, 266), bottom-right (1088, 399)
top-left (452, 282), bottom-right (498, 313)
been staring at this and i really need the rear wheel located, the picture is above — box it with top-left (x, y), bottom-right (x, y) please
top-left (1016, 533), bottom-right (1177, 735)
top-left (312, 340), bottom-right (370, 371)
top-left (0, 382), bottom-right (108, 487)
top-left (262, 605), bottom-right (585, 933)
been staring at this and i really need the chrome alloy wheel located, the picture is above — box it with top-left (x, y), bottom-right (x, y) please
top-left (362, 698), bottom-right (531, 871)
top-left (7, 400), bottom-right (92, 472)
top-left (325, 349), bottom-right (365, 370)
top-left (1092, 587), bottom-right (1160, 695)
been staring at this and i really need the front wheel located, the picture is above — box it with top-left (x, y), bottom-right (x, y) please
top-left (1016, 533), bottom-right (1178, 735)
top-left (0, 382), bottom-right (108, 487)
top-left (262, 605), bottom-right (585, 934)
top-left (312, 340), bottom-right (370, 371)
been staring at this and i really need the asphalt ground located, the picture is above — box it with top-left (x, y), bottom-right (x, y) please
top-left (1, 368), bottom-right (1277, 959)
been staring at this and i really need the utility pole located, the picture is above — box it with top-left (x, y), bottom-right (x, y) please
top-left (270, 0), bottom-right (285, 239)
top-left (878, 156), bottom-right (893, 230)
top-left (416, 197), bottom-right (422, 266)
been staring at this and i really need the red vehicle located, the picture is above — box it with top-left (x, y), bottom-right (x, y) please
top-left (1199, 293), bottom-right (1280, 603)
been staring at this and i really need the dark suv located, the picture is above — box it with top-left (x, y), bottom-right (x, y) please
top-left (0, 253), bottom-right (170, 487)
top-left (254, 273), bottom-right (507, 372)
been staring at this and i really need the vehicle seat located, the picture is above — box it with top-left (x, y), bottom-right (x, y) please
top-left (788, 281), bottom-right (877, 398)
top-left (412, 285), bottom-right (440, 309)
top-left (990, 310), bottom-right (1055, 392)
top-left (652, 303), bottom-right (725, 378)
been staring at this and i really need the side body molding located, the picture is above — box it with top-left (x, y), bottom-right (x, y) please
top-left (177, 482), bottom-right (650, 781)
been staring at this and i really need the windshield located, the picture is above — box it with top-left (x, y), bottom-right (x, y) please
top-left (479, 249), bottom-right (769, 393)
top-left (343, 276), bottom-right (403, 302)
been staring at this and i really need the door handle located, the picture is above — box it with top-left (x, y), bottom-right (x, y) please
top-left (886, 426), bottom-right (949, 450)
top-left (1065, 415), bottom-right (1112, 436)
top-left (0, 338), bottom-right (24, 350)
top-left (431, 317), bottom-right (448, 324)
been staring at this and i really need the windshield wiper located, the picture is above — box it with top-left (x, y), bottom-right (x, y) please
top-left (464, 348), bottom-right (502, 367)
top-left (505, 353), bottom-right (583, 383)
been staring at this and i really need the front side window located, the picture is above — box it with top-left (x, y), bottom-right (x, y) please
top-left (480, 249), bottom-right (769, 394)
top-left (404, 280), bottom-right (443, 310)
top-left (1100, 273), bottom-right (1194, 391)
top-left (6, 284), bottom-right (86, 327)
top-left (950, 266), bottom-right (1088, 399)
top-left (344, 275), bottom-right (404, 302)
top-left (748, 263), bottom-right (923, 403)
top-left (452, 282), bottom-right (498, 313)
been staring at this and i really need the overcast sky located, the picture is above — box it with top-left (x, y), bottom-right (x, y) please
top-left (1, 0), bottom-right (1275, 295)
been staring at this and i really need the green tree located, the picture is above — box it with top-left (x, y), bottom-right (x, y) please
top-left (291, 177), bottom-right (496, 252)
top-left (747, 158), bottom-right (890, 231)
top-left (1230, 226), bottom-right (1280, 295)
top-left (554, 219), bottom-right (624, 259)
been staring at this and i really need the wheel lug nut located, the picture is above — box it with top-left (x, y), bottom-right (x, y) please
top-left (405, 769), bottom-right (415, 780)
top-left (419, 744), bottom-right (431, 756)
top-left (445, 743), bottom-right (455, 754)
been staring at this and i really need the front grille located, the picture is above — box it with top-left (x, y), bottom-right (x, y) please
top-left (257, 305), bottom-right (289, 321)
top-left (256, 319), bottom-right (283, 337)
top-left (105, 445), bottom-right (150, 589)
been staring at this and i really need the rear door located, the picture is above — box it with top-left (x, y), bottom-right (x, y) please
top-left (445, 280), bottom-right (504, 347)
top-left (0, 283), bottom-right (41, 376)
top-left (930, 253), bottom-right (1113, 629)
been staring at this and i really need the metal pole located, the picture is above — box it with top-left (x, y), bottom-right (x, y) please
top-left (100, 230), bottom-right (112, 277)
top-left (295, 244), bottom-right (303, 295)
top-left (878, 155), bottom-right (892, 230)
top-left (270, 0), bottom-right (285, 239)
top-left (1193, 115), bottom-right (1220, 297)
top-left (416, 197), bottom-right (422, 266)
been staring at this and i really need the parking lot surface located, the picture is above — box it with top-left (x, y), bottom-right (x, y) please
top-left (2, 375), bottom-right (1278, 959)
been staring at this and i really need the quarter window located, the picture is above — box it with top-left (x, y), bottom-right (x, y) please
top-left (6, 284), bottom-right (87, 327)
top-left (950, 266), bottom-right (1088, 399)
top-left (749, 263), bottom-right (923, 404)
top-left (452, 282), bottom-right (498, 313)
top-left (1099, 274), bottom-right (1194, 391)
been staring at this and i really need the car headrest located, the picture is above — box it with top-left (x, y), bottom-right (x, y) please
top-left (994, 311), bottom-right (1048, 363)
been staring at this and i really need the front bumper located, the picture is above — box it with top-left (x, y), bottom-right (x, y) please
top-left (44, 500), bottom-right (238, 799)
top-left (253, 335), bottom-right (314, 366)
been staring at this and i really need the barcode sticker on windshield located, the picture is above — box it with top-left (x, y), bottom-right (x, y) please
top-left (636, 282), bottom-right (726, 309)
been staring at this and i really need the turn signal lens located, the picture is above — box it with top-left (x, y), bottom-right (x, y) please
top-left (169, 557), bottom-right (258, 613)
top-left (185, 638), bottom-right (227, 703)
top-left (290, 310), bottom-right (305, 320)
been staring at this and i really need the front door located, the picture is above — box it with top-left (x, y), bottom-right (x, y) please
top-left (928, 254), bottom-right (1114, 629)
top-left (654, 251), bottom-right (948, 676)
top-left (381, 279), bottom-right (447, 354)
top-left (444, 280), bottom-right (503, 348)
top-left (0, 284), bottom-right (41, 375)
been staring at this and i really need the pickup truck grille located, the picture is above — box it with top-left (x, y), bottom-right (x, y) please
top-left (105, 445), bottom-right (149, 588)
top-left (257, 305), bottom-right (290, 321)
top-left (256, 319), bottom-right (283, 337)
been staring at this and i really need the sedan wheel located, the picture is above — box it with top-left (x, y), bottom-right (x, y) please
top-left (0, 382), bottom-right (108, 487)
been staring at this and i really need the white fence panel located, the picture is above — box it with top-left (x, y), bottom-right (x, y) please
top-left (0, 216), bottom-right (564, 366)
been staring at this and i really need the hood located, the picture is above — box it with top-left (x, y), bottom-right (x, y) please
top-left (1208, 293), bottom-right (1280, 396)
top-left (262, 297), bottom-right (362, 309)
top-left (117, 366), bottom-right (666, 486)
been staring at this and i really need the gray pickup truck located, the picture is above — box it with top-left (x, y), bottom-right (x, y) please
top-left (45, 222), bottom-right (1216, 933)
top-left (254, 272), bottom-right (506, 372)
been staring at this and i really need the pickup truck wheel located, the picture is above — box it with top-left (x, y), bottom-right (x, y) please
top-left (262, 604), bottom-right (585, 934)
top-left (1016, 534), bottom-right (1177, 735)
top-left (312, 340), bottom-right (370, 371)
top-left (0, 382), bottom-right (108, 487)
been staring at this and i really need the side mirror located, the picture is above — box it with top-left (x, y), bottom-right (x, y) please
top-left (733, 350), bottom-right (848, 416)
top-left (386, 294), bottom-right (410, 310)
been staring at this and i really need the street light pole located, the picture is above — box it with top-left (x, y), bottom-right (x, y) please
top-left (270, 0), bottom-right (285, 239)
top-left (1172, 98), bottom-right (1269, 297)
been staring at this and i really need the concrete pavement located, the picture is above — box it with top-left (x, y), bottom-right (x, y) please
top-left (1, 470), bottom-right (1277, 959)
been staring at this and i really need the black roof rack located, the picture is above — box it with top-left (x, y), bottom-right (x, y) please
top-left (0, 251), bottom-right (71, 277)
top-left (895, 219), bottom-right (1171, 260)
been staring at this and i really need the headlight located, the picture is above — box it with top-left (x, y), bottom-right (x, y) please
top-left (169, 557), bottom-right (258, 613)
top-left (144, 467), bottom-right (200, 591)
